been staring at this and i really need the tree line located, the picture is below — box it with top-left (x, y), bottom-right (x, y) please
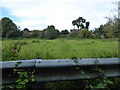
top-left (1, 17), bottom-right (119, 39)
top-left (93, 17), bottom-right (120, 38)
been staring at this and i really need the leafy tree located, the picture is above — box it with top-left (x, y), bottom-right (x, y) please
top-left (22, 28), bottom-right (30, 38)
top-left (39, 31), bottom-right (45, 38)
top-left (93, 1), bottom-right (120, 38)
top-left (6, 30), bottom-right (22, 38)
top-left (94, 16), bottom-right (120, 38)
top-left (104, 18), bottom-right (119, 38)
top-left (31, 30), bottom-right (41, 37)
top-left (1, 17), bottom-right (22, 38)
top-left (69, 32), bottom-right (78, 38)
top-left (85, 22), bottom-right (90, 29)
top-left (61, 30), bottom-right (69, 35)
top-left (78, 29), bottom-right (92, 38)
top-left (44, 25), bottom-right (59, 39)
top-left (72, 17), bottom-right (90, 30)
top-left (23, 28), bottom-right (29, 32)
top-left (55, 29), bottom-right (60, 35)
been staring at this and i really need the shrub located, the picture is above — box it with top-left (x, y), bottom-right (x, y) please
top-left (31, 40), bottom-right (40, 43)
top-left (44, 25), bottom-right (60, 39)
top-left (2, 42), bottom-right (21, 61)
top-left (78, 29), bottom-right (92, 38)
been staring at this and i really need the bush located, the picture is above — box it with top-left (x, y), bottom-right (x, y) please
top-left (78, 29), bottom-right (92, 38)
top-left (44, 25), bottom-right (60, 39)
top-left (31, 40), bottom-right (40, 43)
top-left (2, 42), bottom-right (21, 61)
top-left (17, 41), bottom-right (28, 45)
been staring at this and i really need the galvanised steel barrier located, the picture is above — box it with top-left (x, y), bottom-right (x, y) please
top-left (0, 58), bottom-right (120, 85)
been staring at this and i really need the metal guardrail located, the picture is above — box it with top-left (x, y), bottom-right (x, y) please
top-left (0, 58), bottom-right (120, 85)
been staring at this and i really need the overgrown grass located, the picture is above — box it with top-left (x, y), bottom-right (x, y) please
top-left (2, 38), bottom-right (118, 61)
top-left (1, 38), bottom-right (119, 89)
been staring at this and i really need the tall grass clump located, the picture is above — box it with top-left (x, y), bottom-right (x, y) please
top-left (2, 42), bottom-right (21, 61)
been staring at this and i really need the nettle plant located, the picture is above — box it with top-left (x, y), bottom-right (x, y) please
top-left (72, 57), bottom-right (114, 89)
top-left (13, 68), bottom-right (35, 89)
top-left (88, 66), bottom-right (114, 89)
top-left (2, 42), bottom-right (21, 61)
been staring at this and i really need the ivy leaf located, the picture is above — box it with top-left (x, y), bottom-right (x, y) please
top-left (31, 78), bottom-right (35, 82)
top-left (96, 83), bottom-right (106, 88)
top-left (16, 79), bottom-right (21, 83)
top-left (24, 79), bottom-right (28, 83)
top-left (18, 81), bottom-right (26, 85)
top-left (80, 70), bottom-right (85, 74)
top-left (31, 75), bottom-right (35, 78)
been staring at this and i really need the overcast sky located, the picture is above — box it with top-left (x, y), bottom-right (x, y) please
top-left (0, 0), bottom-right (119, 31)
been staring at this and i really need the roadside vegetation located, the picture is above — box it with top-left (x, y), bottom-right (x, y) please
top-left (2, 38), bottom-right (118, 61)
top-left (1, 6), bottom-right (119, 89)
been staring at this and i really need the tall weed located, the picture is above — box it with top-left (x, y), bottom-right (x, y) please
top-left (2, 42), bottom-right (21, 61)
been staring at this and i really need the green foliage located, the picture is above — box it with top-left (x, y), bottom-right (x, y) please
top-left (15, 61), bottom-right (22, 67)
top-left (46, 66), bottom-right (119, 89)
top-left (44, 25), bottom-right (60, 39)
top-left (88, 66), bottom-right (114, 89)
top-left (22, 28), bottom-right (31, 38)
top-left (46, 77), bottom-right (120, 89)
top-left (39, 31), bottom-right (45, 38)
top-left (1, 17), bottom-right (119, 39)
top-left (72, 17), bottom-right (90, 29)
top-left (31, 40), bottom-right (40, 43)
top-left (18, 41), bottom-right (28, 45)
top-left (71, 56), bottom-right (79, 64)
top-left (46, 81), bottom-right (85, 89)
top-left (31, 30), bottom-right (40, 37)
top-left (61, 30), bottom-right (69, 35)
top-left (44, 51), bottom-right (54, 59)
top-left (2, 42), bottom-right (21, 61)
top-left (22, 28), bottom-right (41, 38)
top-left (78, 29), bottom-right (92, 38)
top-left (93, 17), bottom-right (120, 38)
top-left (6, 30), bottom-right (22, 38)
top-left (2, 38), bottom-right (119, 89)
top-left (69, 32), bottom-right (78, 38)
top-left (22, 29), bottom-right (41, 38)
top-left (71, 56), bottom-right (77, 60)
top-left (2, 38), bottom-right (118, 60)
top-left (2, 68), bottom-right (35, 89)
top-left (13, 68), bottom-right (35, 89)
top-left (1, 17), bottom-right (22, 38)
top-left (94, 59), bottom-right (99, 64)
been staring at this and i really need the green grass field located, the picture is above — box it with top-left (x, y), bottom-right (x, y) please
top-left (1, 38), bottom-right (120, 89)
top-left (2, 38), bottom-right (118, 61)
